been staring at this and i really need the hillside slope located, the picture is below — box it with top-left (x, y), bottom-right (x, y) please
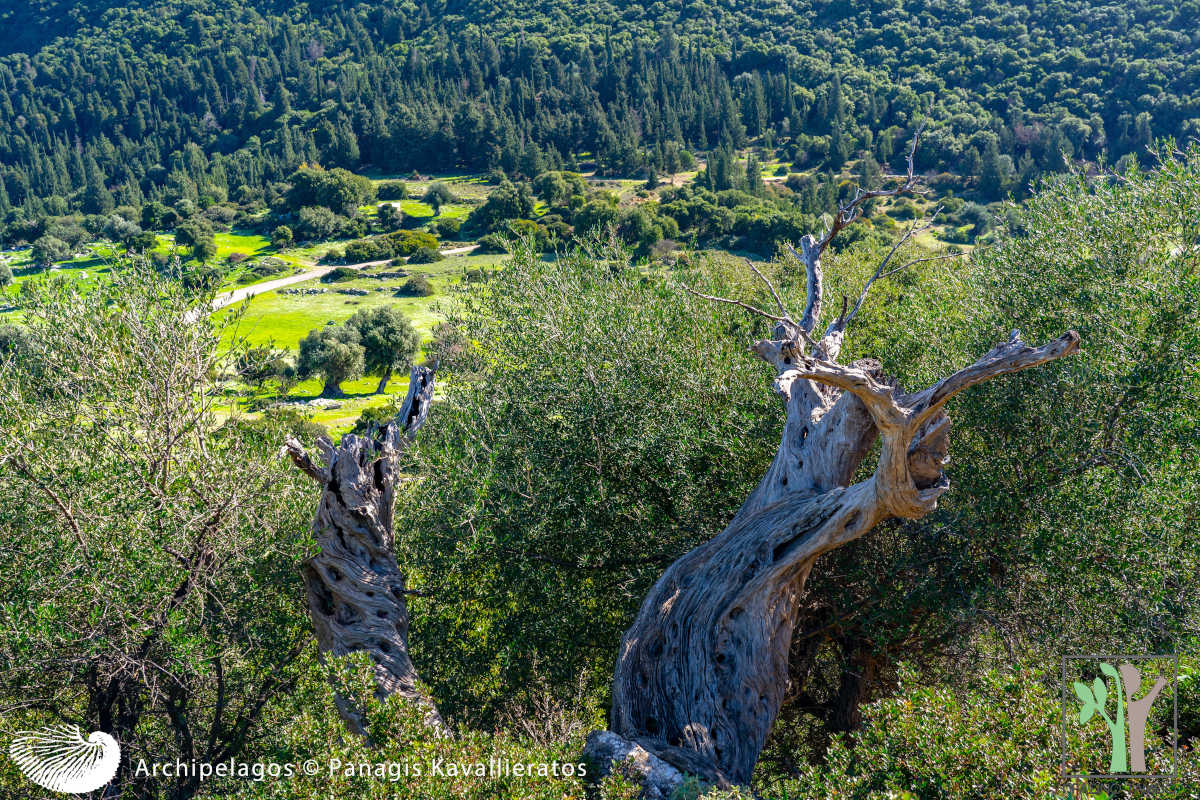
top-left (0, 0), bottom-right (1197, 214)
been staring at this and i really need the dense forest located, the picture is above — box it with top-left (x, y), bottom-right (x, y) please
top-left (2, 0), bottom-right (1199, 215)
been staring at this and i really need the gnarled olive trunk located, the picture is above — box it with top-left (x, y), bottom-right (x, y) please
top-left (590, 213), bottom-right (1080, 787)
top-left (285, 364), bottom-right (444, 733)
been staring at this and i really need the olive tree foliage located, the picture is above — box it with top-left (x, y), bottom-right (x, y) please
top-left (947, 148), bottom-right (1200, 651)
top-left (391, 146), bottom-right (1199, 791)
top-left (298, 323), bottom-right (364, 397)
top-left (348, 305), bottom-right (421, 394)
top-left (31, 234), bottom-right (71, 267)
top-left (398, 239), bottom-right (780, 723)
top-left (0, 266), bottom-right (316, 799)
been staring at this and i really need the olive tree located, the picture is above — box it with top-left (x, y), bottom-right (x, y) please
top-left (31, 234), bottom-right (71, 268)
top-left (0, 265), bottom-right (315, 799)
top-left (584, 133), bottom-right (1078, 789)
top-left (297, 323), bottom-right (364, 397)
top-left (347, 305), bottom-right (421, 394)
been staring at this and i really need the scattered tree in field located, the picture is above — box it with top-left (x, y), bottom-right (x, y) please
top-left (192, 233), bottom-right (218, 263)
top-left (174, 221), bottom-right (217, 261)
top-left (376, 180), bottom-right (407, 201)
top-left (128, 231), bottom-right (159, 253)
top-left (272, 224), bottom-right (294, 248)
top-left (422, 182), bottom-right (455, 215)
top-left (103, 214), bottom-right (143, 249)
top-left (348, 305), bottom-right (421, 394)
top-left (31, 235), bottom-right (71, 267)
top-left (407, 246), bottom-right (443, 264)
top-left (236, 342), bottom-right (294, 395)
top-left (0, 262), bottom-right (12, 288)
top-left (533, 170), bottom-right (586, 206)
top-left (286, 165), bottom-right (376, 217)
top-left (467, 180), bottom-right (534, 231)
top-left (298, 323), bottom-right (364, 397)
top-left (377, 203), bottom-right (404, 231)
top-left (398, 274), bottom-right (435, 297)
top-left (297, 206), bottom-right (349, 240)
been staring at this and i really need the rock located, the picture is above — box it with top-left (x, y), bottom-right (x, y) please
top-left (582, 731), bottom-right (686, 800)
top-left (336, 288), bottom-right (369, 296)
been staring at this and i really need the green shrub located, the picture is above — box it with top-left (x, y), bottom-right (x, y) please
top-left (890, 198), bottom-right (919, 219)
top-left (240, 653), bottom-right (593, 800)
top-left (345, 236), bottom-right (395, 263)
top-left (377, 180), bottom-right (408, 200)
top-left (775, 666), bottom-right (1200, 800)
top-left (475, 232), bottom-right (509, 253)
top-left (321, 266), bottom-right (359, 283)
top-left (386, 228), bottom-right (439, 256)
top-left (407, 246), bottom-right (444, 264)
top-left (434, 216), bottom-right (463, 238)
top-left (397, 273), bottom-right (435, 296)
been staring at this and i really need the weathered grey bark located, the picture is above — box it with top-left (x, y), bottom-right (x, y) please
top-left (588, 133), bottom-right (1081, 787)
top-left (285, 364), bottom-right (444, 733)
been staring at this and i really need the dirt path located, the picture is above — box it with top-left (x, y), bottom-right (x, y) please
top-left (209, 244), bottom-right (477, 311)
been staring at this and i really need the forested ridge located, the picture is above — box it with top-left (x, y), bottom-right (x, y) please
top-left (2, 0), bottom-right (1199, 214)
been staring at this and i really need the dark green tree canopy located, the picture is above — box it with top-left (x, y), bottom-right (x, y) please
top-left (298, 323), bottom-right (365, 398)
top-left (348, 305), bottom-right (421, 394)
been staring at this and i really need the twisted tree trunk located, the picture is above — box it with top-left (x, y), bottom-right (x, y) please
top-left (285, 364), bottom-right (444, 733)
top-left (587, 135), bottom-right (1081, 789)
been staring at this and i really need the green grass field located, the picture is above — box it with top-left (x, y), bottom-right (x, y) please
top-left (215, 251), bottom-right (509, 430)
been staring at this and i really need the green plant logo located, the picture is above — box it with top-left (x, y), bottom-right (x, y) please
top-left (1072, 661), bottom-right (1170, 774)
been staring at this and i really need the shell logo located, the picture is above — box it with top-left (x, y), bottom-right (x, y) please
top-left (9, 725), bottom-right (121, 794)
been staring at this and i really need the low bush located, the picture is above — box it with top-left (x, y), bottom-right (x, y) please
top-left (434, 217), bottom-right (463, 239)
top-left (240, 654), bottom-right (595, 800)
top-left (386, 228), bottom-right (439, 256)
top-left (475, 232), bottom-right (509, 253)
top-left (377, 180), bottom-right (408, 200)
top-left (345, 237), bottom-right (395, 263)
top-left (396, 274), bottom-right (434, 296)
top-left (774, 665), bottom-right (1200, 800)
top-left (407, 246), bottom-right (444, 264)
top-left (321, 266), bottom-right (359, 283)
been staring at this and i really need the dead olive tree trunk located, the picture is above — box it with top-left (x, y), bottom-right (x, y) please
top-left (285, 364), bottom-right (445, 734)
top-left (587, 133), bottom-right (1080, 789)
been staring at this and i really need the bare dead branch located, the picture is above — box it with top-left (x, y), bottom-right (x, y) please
top-left (281, 437), bottom-right (328, 483)
top-left (744, 259), bottom-right (790, 319)
top-left (683, 284), bottom-right (789, 323)
top-left (815, 121), bottom-right (927, 257)
top-left (840, 207), bottom-right (964, 329)
top-left (909, 329), bottom-right (1082, 426)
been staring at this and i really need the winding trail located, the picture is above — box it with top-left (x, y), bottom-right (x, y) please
top-left (210, 244), bottom-right (478, 311)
